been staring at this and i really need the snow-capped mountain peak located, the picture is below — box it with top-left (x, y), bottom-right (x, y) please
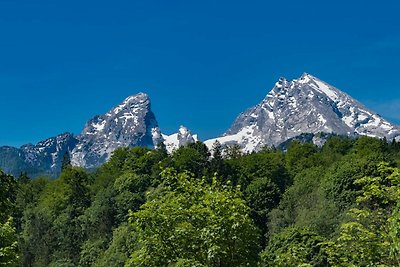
top-left (110, 92), bottom-right (150, 115)
top-left (205, 73), bottom-right (400, 152)
top-left (1, 75), bottom-right (399, 177)
top-left (297, 73), bottom-right (341, 101)
top-left (71, 93), bottom-right (162, 168)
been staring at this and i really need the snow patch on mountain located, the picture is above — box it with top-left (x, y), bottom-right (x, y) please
top-left (162, 126), bottom-right (198, 153)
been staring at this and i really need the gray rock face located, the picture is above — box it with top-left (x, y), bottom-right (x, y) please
top-left (71, 93), bottom-right (162, 168)
top-left (0, 133), bottom-right (78, 177)
top-left (205, 73), bottom-right (400, 151)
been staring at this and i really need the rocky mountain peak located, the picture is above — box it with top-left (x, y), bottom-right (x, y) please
top-left (1, 75), bottom-right (399, 177)
top-left (205, 73), bottom-right (400, 152)
top-left (71, 93), bottom-right (162, 168)
top-left (111, 93), bottom-right (150, 114)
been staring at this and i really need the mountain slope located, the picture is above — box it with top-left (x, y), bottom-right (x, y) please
top-left (0, 133), bottom-right (78, 177)
top-left (71, 93), bottom-right (163, 168)
top-left (205, 73), bottom-right (400, 151)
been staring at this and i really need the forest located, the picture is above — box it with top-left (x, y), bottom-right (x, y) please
top-left (2, 135), bottom-right (400, 266)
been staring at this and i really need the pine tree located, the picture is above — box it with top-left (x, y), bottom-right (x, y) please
top-left (210, 140), bottom-right (224, 176)
top-left (156, 141), bottom-right (168, 156)
top-left (61, 151), bottom-right (72, 171)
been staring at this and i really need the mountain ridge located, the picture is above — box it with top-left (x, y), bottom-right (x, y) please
top-left (1, 73), bottom-right (399, 177)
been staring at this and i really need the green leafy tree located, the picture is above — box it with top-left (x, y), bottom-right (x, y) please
top-left (0, 217), bottom-right (19, 266)
top-left (113, 172), bottom-right (150, 223)
top-left (172, 142), bottom-right (210, 177)
top-left (237, 151), bottom-right (290, 191)
top-left (260, 226), bottom-right (328, 267)
top-left (94, 223), bottom-right (137, 267)
top-left (244, 177), bottom-right (281, 244)
top-left (285, 141), bottom-right (319, 176)
top-left (0, 170), bottom-right (19, 266)
top-left (319, 136), bottom-right (354, 167)
top-left (21, 168), bottom-right (91, 266)
top-left (325, 162), bottom-right (400, 266)
top-left (0, 170), bottom-right (17, 221)
top-left (353, 136), bottom-right (388, 159)
top-left (127, 168), bottom-right (260, 266)
top-left (269, 167), bottom-right (339, 237)
top-left (322, 156), bottom-right (369, 211)
top-left (79, 238), bottom-right (108, 267)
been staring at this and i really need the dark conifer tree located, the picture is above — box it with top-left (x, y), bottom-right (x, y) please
top-left (156, 141), bottom-right (168, 156)
top-left (18, 171), bottom-right (30, 184)
top-left (211, 141), bottom-right (225, 176)
top-left (61, 151), bottom-right (72, 171)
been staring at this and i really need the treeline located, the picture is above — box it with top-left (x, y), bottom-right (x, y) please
top-left (1, 135), bottom-right (400, 266)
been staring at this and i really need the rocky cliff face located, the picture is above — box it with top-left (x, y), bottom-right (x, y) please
top-left (0, 93), bottom-right (194, 177)
top-left (0, 133), bottom-right (78, 177)
top-left (205, 73), bottom-right (400, 151)
top-left (71, 93), bottom-right (163, 168)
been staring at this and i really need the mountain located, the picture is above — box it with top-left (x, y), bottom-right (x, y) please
top-left (71, 93), bottom-right (163, 168)
top-left (205, 73), bottom-right (400, 151)
top-left (0, 133), bottom-right (78, 177)
top-left (162, 126), bottom-right (198, 153)
top-left (0, 93), bottom-right (164, 176)
top-left (1, 73), bottom-right (399, 177)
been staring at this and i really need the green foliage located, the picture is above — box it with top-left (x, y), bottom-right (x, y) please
top-left (261, 226), bottom-right (328, 267)
top-left (79, 186), bottom-right (115, 241)
top-left (127, 168), bottom-right (260, 266)
top-left (113, 172), bottom-right (150, 222)
top-left (8, 135), bottom-right (400, 266)
top-left (0, 171), bottom-right (19, 266)
top-left (172, 142), bottom-right (210, 177)
top-left (353, 136), bottom-right (388, 159)
top-left (59, 167), bottom-right (91, 210)
top-left (61, 152), bottom-right (72, 171)
top-left (285, 141), bottom-right (319, 176)
top-left (244, 177), bottom-right (280, 243)
top-left (236, 150), bottom-right (290, 191)
top-left (173, 258), bottom-right (205, 267)
top-left (21, 167), bottom-right (91, 266)
top-left (269, 167), bottom-right (339, 237)
top-left (325, 162), bottom-right (400, 266)
top-left (94, 223), bottom-right (137, 267)
top-left (223, 144), bottom-right (243, 159)
top-left (79, 238), bottom-right (108, 267)
top-left (323, 157), bottom-right (366, 211)
top-left (0, 216), bottom-right (19, 266)
top-left (389, 205), bottom-right (400, 262)
top-left (0, 170), bottom-right (17, 222)
top-left (210, 140), bottom-right (225, 176)
top-left (321, 135), bottom-right (354, 156)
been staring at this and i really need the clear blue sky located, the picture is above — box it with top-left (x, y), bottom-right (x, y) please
top-left (1, 0), bottom-right (400, 147)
